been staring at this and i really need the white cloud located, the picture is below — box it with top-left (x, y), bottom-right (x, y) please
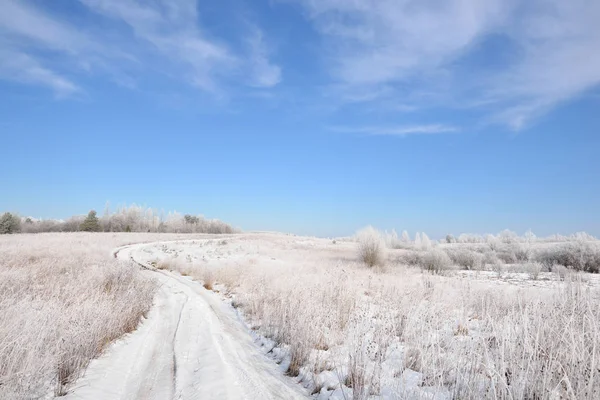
top-left (0, 48), bottom-right (80, 96)
top-left (331, 124), bottom-right (458, 136)
top-left (80, 0), bottom-right (235, 92)
top-left (0, 0), bottom-right (89, 53)
top-left (296, 0), bottom-right (600, 129)
top-left (0, 0), bottom-right (282, 95)
top-left (246, 27), bottom-right (282, 88)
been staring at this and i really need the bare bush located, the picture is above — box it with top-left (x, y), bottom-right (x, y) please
top-left (356, 226), bottom-right (386, 267)
top-left (396, 250), bottom-right (422, 266)
top-left (535, 241), bottom-right (600, 273)
top-left (445, 248), bottom-right (484, 270)
top-left (482, 250), bottom-right (500, 266)
top-left (419, 248), bottom-right (452, 274)
top-left (524, 262), bottom-right (544, 280)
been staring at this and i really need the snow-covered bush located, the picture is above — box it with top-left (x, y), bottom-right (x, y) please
top-left (457, 233), bottom-right (485, 243)
top-left (496, 242), bottom-right (530, 264)
top-left (535, 241), bottom-right (600, 273)
top-left (524, 262), bottom-right (544, 280)
top-left (445, 248), bottom-right (484, 270)
top-left (419, 248), bottom-right (452, 274)
top-left (356, 226), bottom-right (386, 267)
top-left (396, 250), bottom-right (422, 266)
top-left (498, 229), bottom-right (519, 244)
top-left (482, 250), bottom-right (500, 266)
top-left (486, 234), bottom-right (501, 251)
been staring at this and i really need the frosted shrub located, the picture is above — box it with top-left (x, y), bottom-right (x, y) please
top-left (512, 243), bottom-right (531, 262)
top-left (482, 250), bottom-right (500, 266)
top-left (535, 241), bottom-right (600, 273)
top-left (498, 229), bottom-right (518, 244)
top-left (396, 251), bottom-right (422, 266)
top-left (419, 248), bottom-right (452, 274)
top-left (525, 262), bottom-right (544, 280)
top-left (497, 247), bottom-right (518, 264)
top-left (445, 248), bottom-right (484, 270)
top-left (486, 234), bottom-right (501, 251)
top-left (356, 226), bottom-right (386, 267)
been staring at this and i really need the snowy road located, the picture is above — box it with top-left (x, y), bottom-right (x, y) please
top-left (61, 242), bottom-right (307, 400)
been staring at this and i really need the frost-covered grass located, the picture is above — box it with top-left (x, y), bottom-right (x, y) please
top-left (147, 234), bottom-right (600, 399)
top-left (0, 232), bottom-right (205, 399)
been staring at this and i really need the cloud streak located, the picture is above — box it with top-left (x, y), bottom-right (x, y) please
top-left (331, 124), bottom-right (458, 136)
top-left (0, 0), bottom-right (282, 95)
top-left (0, 48), bottom-right (80, 96)
top-left (296, 0), bottom-right (600, 129)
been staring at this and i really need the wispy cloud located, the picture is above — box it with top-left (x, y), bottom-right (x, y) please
top-left (296, 0), bottom-right (600, 129)
top-left (0, 48), bottom-right (80, 96)
top-left (0, 0), bottom-right (93, 96)
top-left (80, 0), bottom-right (234, 92)
top-left (330, 124), bottom-right (458, 136)
top-left (0, 0), bottom-right (282, 96)
top-left (245, 27), bottom-right (282, 88)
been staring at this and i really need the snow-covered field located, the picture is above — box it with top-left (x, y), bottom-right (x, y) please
top-left (0, 232), bottom-right (216, 399)
top-left (2, 232), bottom-right (600, 399)
top-left (126, 233), bottom-right (600, 399)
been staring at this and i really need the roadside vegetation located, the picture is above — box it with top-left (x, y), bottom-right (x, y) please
top-left (151, 230), bottom-right (600, 399)
top-left (0, 232), bottom-right (206, 399)
top-left (3, 226), bottom-right (599, 399)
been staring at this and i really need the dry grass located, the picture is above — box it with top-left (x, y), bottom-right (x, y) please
top-left (0, 232), bottom-right (203, 399)
top-left (356, 226), bottom-right (387, 267)
top-left (149, 234), bottom-right (600, 399)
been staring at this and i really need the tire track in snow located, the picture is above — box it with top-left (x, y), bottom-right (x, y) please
top-left (61, 241), bottom-right (307, 400)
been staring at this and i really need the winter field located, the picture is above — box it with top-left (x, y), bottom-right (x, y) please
top-left (1, 231), bottom-right (600, 399)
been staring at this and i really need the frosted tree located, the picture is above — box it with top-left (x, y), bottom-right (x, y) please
top-left (421, 233), bottom-right (432, 250)
top-left (524, 230), bottom-right (536, 245)
top-left (414, 232), bottom-right (422, 248)
top-left (401, 230), bottom-right (410, 243)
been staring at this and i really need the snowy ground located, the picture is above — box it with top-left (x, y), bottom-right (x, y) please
top-left (60, 233), bottom-right (600, 399)
top-left (62, 240), bottom-right (306, 400)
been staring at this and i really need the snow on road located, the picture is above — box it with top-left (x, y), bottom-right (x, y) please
top-left (61, 242), bottom-right (307, 400)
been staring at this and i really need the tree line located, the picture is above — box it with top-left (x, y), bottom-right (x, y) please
top-left (0, 204), bottom-right (236, 234)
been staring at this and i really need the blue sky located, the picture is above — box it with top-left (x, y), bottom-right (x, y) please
top-left (1, 0), bottom-right (599, 238)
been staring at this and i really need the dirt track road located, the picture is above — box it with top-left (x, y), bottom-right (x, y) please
top-left (61, 241), bottom-right (307, 400)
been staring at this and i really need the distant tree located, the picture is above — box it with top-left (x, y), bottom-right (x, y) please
top-left (414, 232), bottom-right (422, 248)
top-left (498, 229), bottom-right (518, 244)
top-left (421, 233), bottom-right (432, 250)
top-left (125, 225), bottom-right (131, 232)
top-left (0, 212), bottom-right (21, 234)
top-left (524, 229), bottom-right (536, 245)
top-left (446, 234), bottom-right (456, 244)
top-left (401, 230), bottom-right (410, 243)
top-left (184, 214), bottom-right (199, 225)
top-left (80, 210), bottom-right (100, 232)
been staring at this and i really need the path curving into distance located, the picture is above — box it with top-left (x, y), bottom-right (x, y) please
top-left (61, 241), bottom-right (307, 400)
